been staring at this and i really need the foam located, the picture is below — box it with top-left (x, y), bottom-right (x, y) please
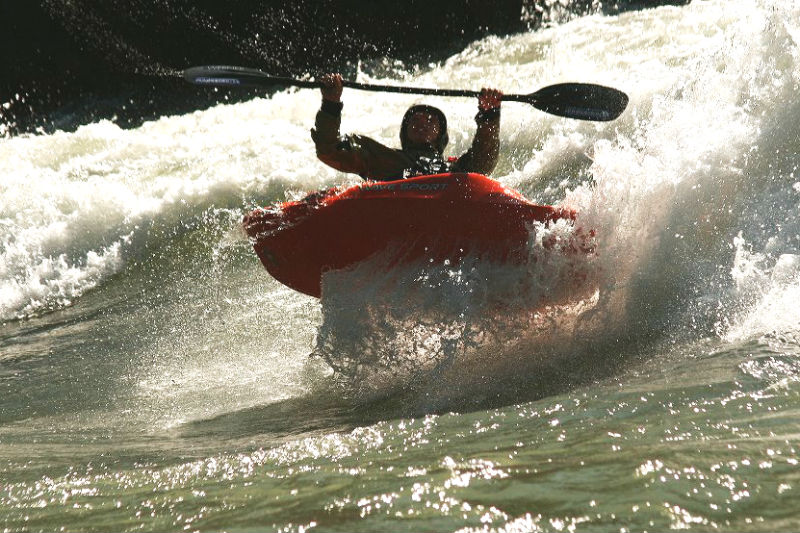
top-left (0, 93), bottom-right (339, 321)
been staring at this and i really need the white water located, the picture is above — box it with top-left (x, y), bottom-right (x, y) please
top-left (2, 0), bottom-right (800, 406)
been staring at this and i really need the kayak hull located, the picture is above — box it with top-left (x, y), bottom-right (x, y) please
top-left (243, 172), bottom-right (577, 298)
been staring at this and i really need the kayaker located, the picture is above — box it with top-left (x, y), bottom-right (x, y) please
top-left (311, 73), bottom-right (502, 180)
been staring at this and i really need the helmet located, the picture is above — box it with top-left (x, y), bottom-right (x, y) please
top-left (400, 104), bottom-right (449, 153)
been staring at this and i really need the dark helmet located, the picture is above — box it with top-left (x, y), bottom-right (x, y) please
top-left (400, 104), bottom-right (449, 154)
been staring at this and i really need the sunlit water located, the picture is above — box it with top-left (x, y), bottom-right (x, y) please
top-left (2, 1), bottom-right (800, 530)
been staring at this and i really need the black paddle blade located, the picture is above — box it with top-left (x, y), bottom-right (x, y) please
top-left (522, 83), bottom-right (629, 122)
top-left (184, 66), bottom-right (319, 89)
top-left (184, 65), bottom-right (258, 86)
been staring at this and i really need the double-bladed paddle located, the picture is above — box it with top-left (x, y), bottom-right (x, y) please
top-left (184, 65), bottom-right (628, 122)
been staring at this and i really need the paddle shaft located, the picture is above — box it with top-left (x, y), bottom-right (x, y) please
top-left (185, 66), bottom-right (628, 121)
top-left (239, 75), bottom-right (530, 102)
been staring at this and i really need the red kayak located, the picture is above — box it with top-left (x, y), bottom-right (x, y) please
top-left (243, 172), bottom-right (582, 298)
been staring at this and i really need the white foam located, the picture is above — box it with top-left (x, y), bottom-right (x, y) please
top-left (0, 92), bottom-right (341, 321)
top-left (723, 235), bottom-right (800, 341)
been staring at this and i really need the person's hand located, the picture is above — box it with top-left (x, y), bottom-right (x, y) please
top-left (478, 88), bottom-right (503, 111)
top-left (319, 73), bottom-right (343, 102)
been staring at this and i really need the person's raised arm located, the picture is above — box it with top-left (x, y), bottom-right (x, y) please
top-left (310, 73), bottom-right (373, 176)
top-left (452, 88), bottom-right (503, 175)
top-left (312, 73), bottom-right (344, 147)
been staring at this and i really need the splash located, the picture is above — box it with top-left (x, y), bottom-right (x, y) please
top-left (313, 217), bottom-right (600, 401)
top-left (721, 235), bottom-right (800, 342)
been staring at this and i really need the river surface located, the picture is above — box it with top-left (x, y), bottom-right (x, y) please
top-left (2, 1), bottom-right (800, 531)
